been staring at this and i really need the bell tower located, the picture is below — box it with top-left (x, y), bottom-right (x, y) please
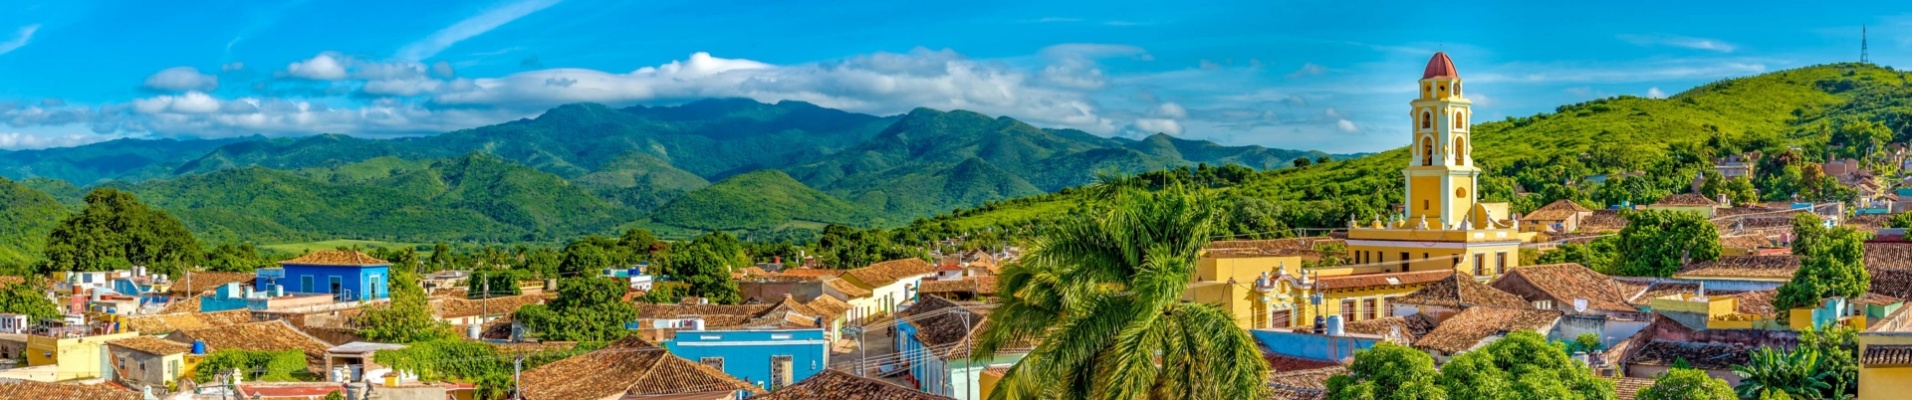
top-left (1403, 52), bottom-right (1478, 227)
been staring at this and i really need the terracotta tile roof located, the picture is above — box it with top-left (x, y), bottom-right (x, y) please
top-left (1264, 366), bottom-right (1347, 400)
top-left (917, 277), bottom-right (998, 296)
top-left (752, 369), bottom-right (955, 400)
top-left (841, 259), bottom-right (935, 289)
top-left (798, 295), bottom-right (851, 320)
top-left (1340, 313), bottom-right (1439, 342)
top-left (156, 295), bottom-right (201, 314)
top-left (122, 309), bottom-right (254, 334)
top-left (1857, 292), bottom-right (1903, 306)
top-left (635, 303), bottom-right (776, 329)
top-left (1580, 210), bottom-right (1629, 232)
top-left (1626, 340), bottom-right (1750, 370)
top-left (1422, 52), bottom-right (1457, 79)
top-left (821, 278), bottom-right (871, 298)
top-left (1523, 199), bottom-right (1592, 222)
top-left (1863, 344), bottom-right (1912, 366)
top-left (1392, 273), bottom-right (1529, 309)
top-left (1846, 214), bottom-right (1891, 231)
top-left (1675, 255), bottom-right (1799, 280)
top-left (107, 336), bottom-right (193, 356)
top-left (0, 381), bottom-right (136, 400)
top-left (519, 336), bottom-right (761, 399)
top-left (1611, 377), bottom-right (1654, 400)
top-left (1868, 242), bottom-right (1912, 270)
top-left (1653, 193), bottom-right (1718, 207)
top-left (280, 250), bottom-right (389, 266)
top-left (1490, 263), bottom-right (1635, 314)
top-left (1411, 307), bottom-right (1560, 354)
top-left (1263, 353), bottom-right (1341, 373)
top-left (1313, 270), bottom-right (1453, 292)
top-left (167, 320), bottom-right (335, 371)
top-left (1719, 289), bottom-right (1780, 317)
top-left (776, 268), bottom-right (843, 279)
top-left (170, 271), bottom-right (256, 295)
top-left (435, 294), bottom-right (546, 319)
top-left (490, 341), bottom-right (580, 355)
top-left (905, 297), bottom-right (1001, 359)
top-left (1205, 237), bottom-right (1340, 258)
top-left (1718, 234), bottom-right (1777, 251)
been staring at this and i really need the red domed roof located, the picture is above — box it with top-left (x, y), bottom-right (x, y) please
top-left (1422, 52), bottom-right (1458, 79)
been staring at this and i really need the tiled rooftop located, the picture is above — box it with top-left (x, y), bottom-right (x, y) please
top-left (1411, 307), bottom-right (1561, 354)
top-left (1340, 313), bottom-right (1439, 342)
top-left (0, 381), bottom-right (135, 400)
top-left (1653, 193), bottom-right (1718, 207)
top-left (1627, 340), bottom-right (1750, 370)
top-left (1313, 270), bottom-right (1453, 291)
top-left (169, 271), bottom-right (256, 295)
top-left (518, 336), bottom-right (761, 399)
top-left (122, 309), bottom-right (253, 334)
top-left (842, 258), bottom-right (935, 289)
top-left (822, 278), bottom-right (872, 298)
top-left (1863, 344), bottom-right (1912, 366)
top-left (1264, 366), bottom-right (1347, 400)
top-left (1489, 263), bottom-right (1635, 314)
top-left (1674, 255), bottom-right (1799, 280)
top-left (435, 293), bottom-right (546, 319)
top-left (1611, 377), bottom-right (1654, 400)
top-left (1522, 199), bottom-right (1593, 222)
top-left (280, 250), bottom-right (389, 266)
top-left (167, 320), bottom-right (334, 372)
top-left (1391, 272), bottom-right (1529, 310)
top-left (752, 369), bottom-right (955, 400)
top-left (917, 277), bottom-right (998, 297)
top-left (107, 336), bottom-right (193, 356)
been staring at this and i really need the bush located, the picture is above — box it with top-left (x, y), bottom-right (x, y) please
top-left (194, 349), bottom-right (307, 383)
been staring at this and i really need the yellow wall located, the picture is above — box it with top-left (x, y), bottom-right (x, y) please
top-left (1284, 284), bottom-right (1425, 328)
top-left (1197, 255), bottom-right (1303, 284)
top-left (979, 371), bottom-right (1003, 400)
top-left (1408, 175), bottom-right (1442, 218)
top-left (1342, 243), bottom-right (1520, 276)
top-left (1860, 334), bottom-right (1912, 400)
top-left (27, 331), bottom-right (138, 381)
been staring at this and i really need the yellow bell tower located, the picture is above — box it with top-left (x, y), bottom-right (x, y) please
top-left (1405, 52), bottom-right (1478, 227)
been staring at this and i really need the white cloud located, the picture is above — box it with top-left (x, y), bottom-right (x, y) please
top-left (133, 92), bottom-right (223, 114)
top-left (143, 67), bottom-right (219, 92)
top-left (1286, 62), bottom-right (1326, 79)
top-left (1646, 87), bottom-right (1667, 99)
top-left (288, 53), bottom-right (349, 80)
top-left (1469, 60), bottom-right (1766, 84)
top-left (0, 24), bottom-right (40, 56)
top-left (1152, 102), bottom-right (1187, 119)
top-left (1336, 119), bottom-right (1357, 133)
top-left (432, 49), bottom-right (1117, 133)
top-left (396, 0), bottom-right (563, 60)
top-left (0, 131), bottom-right (113, 149)
top-left (1129, 118), bottom-right (1183, 135)
top-left (1618, 34), bottom-right (1737, 53)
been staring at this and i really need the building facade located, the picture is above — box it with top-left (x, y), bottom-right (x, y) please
top-left (663, 328), bottom-right (829, 391)
top-left (258, 250), bottom-right (392, 302)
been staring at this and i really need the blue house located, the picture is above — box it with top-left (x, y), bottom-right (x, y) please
top-left (257, 250), bottom-right (391, 301)
top-left (663, 328), bottom-right (829, 390)
top-left (895, 296), bottom-right (1025, 400)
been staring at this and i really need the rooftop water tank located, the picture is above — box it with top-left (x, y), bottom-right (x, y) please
top-left (191, 340), bottom-right (206, 355)
top-left (1324, 315), bottom-right (1345, 336)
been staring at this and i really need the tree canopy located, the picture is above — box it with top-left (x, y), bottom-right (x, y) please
top-left (1637, 368), bottom-right (1735, 400)
top-left (1329, 332), bottom-right (1613, 400)
top-left (513, 277), bottom-right (637, 341)
top-left (1612, 209), bottom-right (1721, 276)
top-left (1775, 213), bottom-right (1869, 311)
top-left (41, 188), bottom-right (202, 276)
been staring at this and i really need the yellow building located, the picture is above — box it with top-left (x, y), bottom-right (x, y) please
top-left (1860, 306), bottom-right (1912, 400)
top-left (1341, 52), bottom-right (1527, 285)
top-left (26, 330), bottom-right (139, 381)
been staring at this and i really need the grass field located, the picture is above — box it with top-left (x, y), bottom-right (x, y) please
top-left (261, 239), bottom-right (422, 255)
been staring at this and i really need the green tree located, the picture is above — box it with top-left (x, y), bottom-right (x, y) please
top-left (618, 228), bottom-right (658, 262)
top-left (1327, 343), bottom-right (1446, 400)
top-left (0, 279), bottom-right (59, 319)
top-left (355, 256), bottom-right (452, 343)
top-left (658, 241), bottom-right (742, 304)
top-left (513, 277), bottom-right (637, 341)
top-left (1294, 158), bottom-right (1313, 168)
top-left (559, 237), bottom-right (616, 277)
top-left (1637, 368), bottom-right (1735, 400)
top-left (1734, 347), bottom-right (1832, 399)
top-left (1613, 209), bottom-right (1721, 277)
top-left (1536, 238), bottom-right (1619, 273)
top-left (973, 185), bottom-right (1267, 399)
top-left (41, 188), bottom-right (202, 276)
top-left (203, 243), bottom-right (267, 272)
top-left (1443, 331), bottom-right (1613, 400)
top-left (194, 349), bottom-right (307, 382)
top-left (1889, 211), bottom-right (1912, 229)
top-left (1775, 213), bottom-right (1869, 311)
top-left (1798, 326), bottom-right (1859, 399)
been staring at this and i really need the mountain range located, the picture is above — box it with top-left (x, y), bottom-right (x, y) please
top-left (0, 98), bottom-right (1341, 257)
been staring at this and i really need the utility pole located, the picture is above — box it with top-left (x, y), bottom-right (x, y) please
top-left (513, 355), bottom-right (524, 400)
top-left (1863, 25), bottom-right (1871, 64)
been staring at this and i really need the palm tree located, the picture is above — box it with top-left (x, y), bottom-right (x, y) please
top-left (971, 184), bottom-right (1268, 399)
top-left (1733, 347), bottom-right (1832, 399)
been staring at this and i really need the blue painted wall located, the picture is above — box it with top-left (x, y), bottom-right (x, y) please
top-left (200, 283), bottom-right (250, 312)
top-left (663, 329), bottom-right (829, 389)
top-left (259, 264), bottom-right (390, 301)
top-left (1251, 329), bottom-right (1379, 361)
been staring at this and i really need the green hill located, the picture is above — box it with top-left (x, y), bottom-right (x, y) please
top-left (648, 170), bottom-right (881, 231)
top-left (571, 152), bottom-right (711, 210)
top-left (941, 63), bottom-right (1912, 231)
top-left (0, 136), bottom-right (260, 185)
top-left (0, 177), bottom-right (67, 266)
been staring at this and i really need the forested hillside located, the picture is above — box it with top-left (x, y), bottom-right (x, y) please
top-left (940, 63), bottom-right (1912, 234)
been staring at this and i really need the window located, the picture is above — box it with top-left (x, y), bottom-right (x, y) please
top-left (1496, 252), bottom-right (1508, 275)
top-left (1455, 82), bottom-right (1461, 96)
top-left (1384, 296), bottom-right (1401, 317)
top-left (1341, 299), bottom-right (1356, 322)
top-left (1473, 254), bottom-right (1484, 276)
top-left (329, 276), bottom-right (343, 296)
top-left (1422, 253), bottom-right (1429, 260)
top-left (300, 276), bottom-right (313, 293)
top-left (770, 355), bottom-right (794, 390)
top-left (1421, 111), bottom-right (1432, 129)
top-left (1400, 253), bottom-right (1410, 270)
top-left (771, 334), bottom-right (792, 340)
top-left (1454, 137), bottom-right (1468, 165)
top-left (1363, 299), bottom-right (1377, 320)
top-left (1420, 137), bottom-right (1433, 165)
top-left (1423, 200), bottom-right (1429, 211)
top-left (700, 357), bottom-right (726, 371)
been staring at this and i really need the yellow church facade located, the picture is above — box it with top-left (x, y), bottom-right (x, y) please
top-left (1190, 52), bottom-right (1535, 330)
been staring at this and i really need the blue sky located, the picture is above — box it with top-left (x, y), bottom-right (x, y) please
top-left (0, 0), bottom-right (1907, 153)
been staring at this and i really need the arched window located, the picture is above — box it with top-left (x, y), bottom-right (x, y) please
top-left (1454, 137), bottom-right (1468, 165)
top-left (1454, 82), bottom-right (1461, 96)
top-left (1421, 111), bottom-right (1431, 129)
top-left (1454, 111), bottom-right (1462, 129)
top-left (1420, 136), bottom-right (1434, 166)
